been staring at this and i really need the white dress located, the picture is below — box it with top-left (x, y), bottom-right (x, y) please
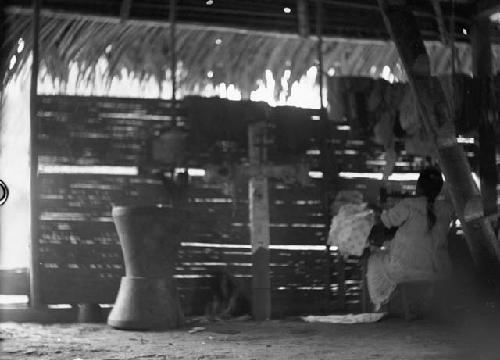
top-left (367, 197), bottom-right (454, 310)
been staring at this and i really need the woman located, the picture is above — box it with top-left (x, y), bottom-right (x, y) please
top-left (367, 166), bottom-right (454, 311)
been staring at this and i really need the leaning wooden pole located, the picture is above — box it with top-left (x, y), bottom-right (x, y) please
top-left (377, 1), bottom-right (500, 283)
top-left (30, 0), bottom-right (41, 308)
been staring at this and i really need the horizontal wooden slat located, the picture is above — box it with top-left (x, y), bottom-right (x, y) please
top-left (270, 208), bottom-right (324, 222)
top-left (38, 244), bottom-right (123, 266)
top-left (177, 247), bottom-right (251, 263)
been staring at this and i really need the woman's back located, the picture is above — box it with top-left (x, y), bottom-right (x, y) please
top-left (368, 167), bottom-right (452, 310)
top-left (382, 197), bottom-right (435, 281)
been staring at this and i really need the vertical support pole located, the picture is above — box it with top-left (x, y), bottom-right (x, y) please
top-left (30, 0), bottom-right (41, 308)
top-left (120, 0), bottom-right (132, 23)
top-left (297, 0), bottom-right (310, 38)
top-left (316, 0), bottom-right (324, 109)
top-left (315, 0), bottom-right (332, 313)
top-left (248, 122), bottom-right (271, 321)
top-left (170, 0), bottom-right (177, 126)
top-left (471, 17), bottom-right (498, 217)
top-left (360, 255), bottom-right (369, 312)
top-left (337, 255), bottom-right (346, 310)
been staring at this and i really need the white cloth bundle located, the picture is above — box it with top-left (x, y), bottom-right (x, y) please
top-left (327, 203), bottom-right (374, 257)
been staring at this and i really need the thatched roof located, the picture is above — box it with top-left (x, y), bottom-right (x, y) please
top-left (3, 8), bottom-right (500, 95)
top-left (6, 0), bottom-right (482, 42)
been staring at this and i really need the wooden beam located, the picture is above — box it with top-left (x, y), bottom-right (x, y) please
top-left (377, 0), bottom-right (500, 279)
top-left (476, 0), bottom-right (500, 18)
top-left (471, 17), bottom-right (498, 217)
top-left (30, 0), bottom-right (42, 308)
top-left (6, 6), bottom-right (455, 45)
top-left (322, 0), bottom-right (469, 22)
top-left (120, 0), bottom-right (132, 23)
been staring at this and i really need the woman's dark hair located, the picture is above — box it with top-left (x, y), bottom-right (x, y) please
top-left (416, 166), bottom-right (444, 230)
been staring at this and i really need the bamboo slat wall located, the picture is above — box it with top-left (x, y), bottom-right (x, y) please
top-left (30, 89), bottom-right (499, 315)
top-left (35, 95), bottom-right (332, 316)
top-left (37, 96), bottom-right (179, 304)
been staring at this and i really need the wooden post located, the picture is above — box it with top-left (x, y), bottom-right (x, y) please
top-left (248, 122), bottom-right (271, 320)
top-left (377, 0), bottom-right (500, 280)
top-left (316, 0), bottom-right (324, 109)
top-left (315, 0), bottom-right (332, 313)
top-left (29, 0), bottom-right (42, 308)
top-left (361, 255), bottom-right (369, 312)
top-left (170, 0), bottom-right (177, 126)
top-left (471, 17), bottom-right (498, 217)
top-left (120, 0), bottom-right (132, 23)
top-left (337, 256), bottom-right (346, 310)
top-left (297, 0), bottom-right (310, 38)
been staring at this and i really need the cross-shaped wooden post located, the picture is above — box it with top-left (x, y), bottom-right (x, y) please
top-left (247, 122), bottom-right (310, 320)
top-left (248, 122), bottom-right (271, 320)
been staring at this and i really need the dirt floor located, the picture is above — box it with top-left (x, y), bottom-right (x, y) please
top-left (0, 316), bottom-right (479, 360)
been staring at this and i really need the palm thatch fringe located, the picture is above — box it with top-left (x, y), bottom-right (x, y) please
top-left (4, 8), bottom-right (499, 95)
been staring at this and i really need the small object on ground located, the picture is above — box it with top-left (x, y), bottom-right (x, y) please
top-left (188, 326), bottom-right (206, 334)
top-left (77, 303), bottom-right (104, 323)
top-left (211, 329), bottom-right (241, 334)
top-left (302, 313), bottom-right (386, 324)
top-left (229, 314), bottom-right (251, 321)
top-left (126, 354), bottom-right (164, 359)
top-left (186, 316), bottom-right (205, 324)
